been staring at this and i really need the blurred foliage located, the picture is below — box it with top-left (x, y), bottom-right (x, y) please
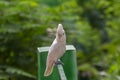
top-left (0, 0), bottom-right (120, 80)
top-left (0, 66), bottom-right (36, 80)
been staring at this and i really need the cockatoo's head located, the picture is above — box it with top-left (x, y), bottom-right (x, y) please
top-left (56, 24), bottom-right (66, 42)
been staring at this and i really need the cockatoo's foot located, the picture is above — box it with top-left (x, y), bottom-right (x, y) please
top-left (55, 60), bottom-right (64, 65)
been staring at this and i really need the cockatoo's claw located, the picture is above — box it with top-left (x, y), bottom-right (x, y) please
top-left (55, 60), bottom-right (64, 65)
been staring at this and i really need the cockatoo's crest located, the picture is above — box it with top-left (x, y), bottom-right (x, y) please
top-left (56, 24), bottom-right (65, 41)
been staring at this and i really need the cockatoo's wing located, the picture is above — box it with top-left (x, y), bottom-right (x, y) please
top-left (44, 40), bottom-right (58, 76)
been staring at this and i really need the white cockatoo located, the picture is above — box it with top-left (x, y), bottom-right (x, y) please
top-left (44, 24), bottom-right (66, 76)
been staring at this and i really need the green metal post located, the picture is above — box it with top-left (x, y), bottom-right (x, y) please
top-left (37, 45), bottom-right (77, 80)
